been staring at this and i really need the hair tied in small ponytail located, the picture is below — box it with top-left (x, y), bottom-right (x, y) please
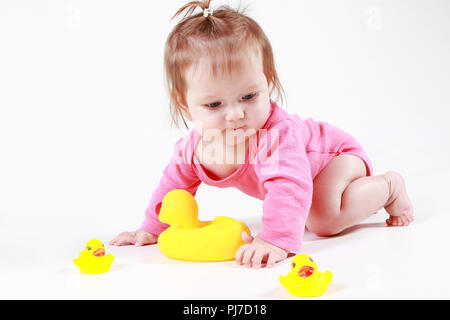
top-left (203, 7), bottom-right (213, 18)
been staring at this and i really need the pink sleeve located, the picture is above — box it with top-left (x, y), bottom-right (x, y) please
top-left (139, 137), bottom-right (201, 235)
top-left (255, 119), bottom-right (313, 253)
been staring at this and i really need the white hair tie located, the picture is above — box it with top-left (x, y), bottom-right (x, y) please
top-left (203, 7), bottom-right (214, 18)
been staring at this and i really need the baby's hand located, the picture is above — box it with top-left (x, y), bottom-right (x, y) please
top-left (109, 229), bottom-right (158, 246)
top-left (235, 232), bottom-right (288, 268)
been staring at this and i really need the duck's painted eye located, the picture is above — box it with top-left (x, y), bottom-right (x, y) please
top-left (309, 256), bottom-right (314, 262)
top-left (292, 262), bottom-right (296, 269)
top-left (87, 246), bottom-right (91, 250)
top-left (101, 243), bottom-right (104, 247)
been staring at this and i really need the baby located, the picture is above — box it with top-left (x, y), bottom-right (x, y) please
top-left (110, 0), bottom-right (414, 268)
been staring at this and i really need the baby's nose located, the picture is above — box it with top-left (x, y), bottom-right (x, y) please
top-left (225, 105), bottom-right (245, 122)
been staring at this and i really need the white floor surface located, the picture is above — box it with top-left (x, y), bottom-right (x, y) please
top-left (1, 169), bottom-right (448, 300)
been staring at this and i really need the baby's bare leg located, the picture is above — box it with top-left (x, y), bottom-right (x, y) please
top-left (306, 155), bottom-right (414, 236)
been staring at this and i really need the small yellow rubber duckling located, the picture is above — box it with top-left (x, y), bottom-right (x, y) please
top-left (157, 189), bottom-right (251, 262)
top-left (73, 239), bottom-right (114, 274)
top-left (279, 254), bottom-right (333, 297)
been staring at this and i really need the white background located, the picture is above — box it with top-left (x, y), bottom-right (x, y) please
top-left (0, 0), bottom-right (449, 299)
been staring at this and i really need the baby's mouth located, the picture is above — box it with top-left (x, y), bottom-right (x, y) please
top-left (228, 126), bottom-right (246, 131)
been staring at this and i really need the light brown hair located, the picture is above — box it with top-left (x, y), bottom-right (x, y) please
top-left (164, 0), bottom-right (285, 129)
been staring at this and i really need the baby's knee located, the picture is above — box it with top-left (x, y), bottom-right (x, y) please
top-left (309, 224), bottom-right (341, 237)
top-left (306, 213), bottom-right (342, 237)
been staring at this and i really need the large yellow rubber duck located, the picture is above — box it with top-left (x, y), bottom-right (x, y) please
top-left (279, 254), bottom-right (333, 297)
top-left (73, 239), bottom-right (114, 274)
top-left (157, 189), bottom-right (251, 262)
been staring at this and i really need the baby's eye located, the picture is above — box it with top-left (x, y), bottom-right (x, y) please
top-left (242, 93), bottom-right (257, 101)
top-left (205, 102), bottom-right (221, 108)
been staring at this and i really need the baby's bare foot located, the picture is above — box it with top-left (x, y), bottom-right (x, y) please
top-left (382, 171), bottom-right (414, 226)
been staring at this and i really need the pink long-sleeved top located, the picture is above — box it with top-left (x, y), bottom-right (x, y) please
top-left (140, 100), bottom-right (371, 253)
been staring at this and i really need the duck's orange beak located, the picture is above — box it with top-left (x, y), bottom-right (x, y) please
top-left (298, 265), bottom-right (315, 278)
top-left (93, 248), bottom-right (105, 257)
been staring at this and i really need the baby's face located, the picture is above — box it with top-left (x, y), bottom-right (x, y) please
top-left (183, 51), bottom-right (271, 146)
